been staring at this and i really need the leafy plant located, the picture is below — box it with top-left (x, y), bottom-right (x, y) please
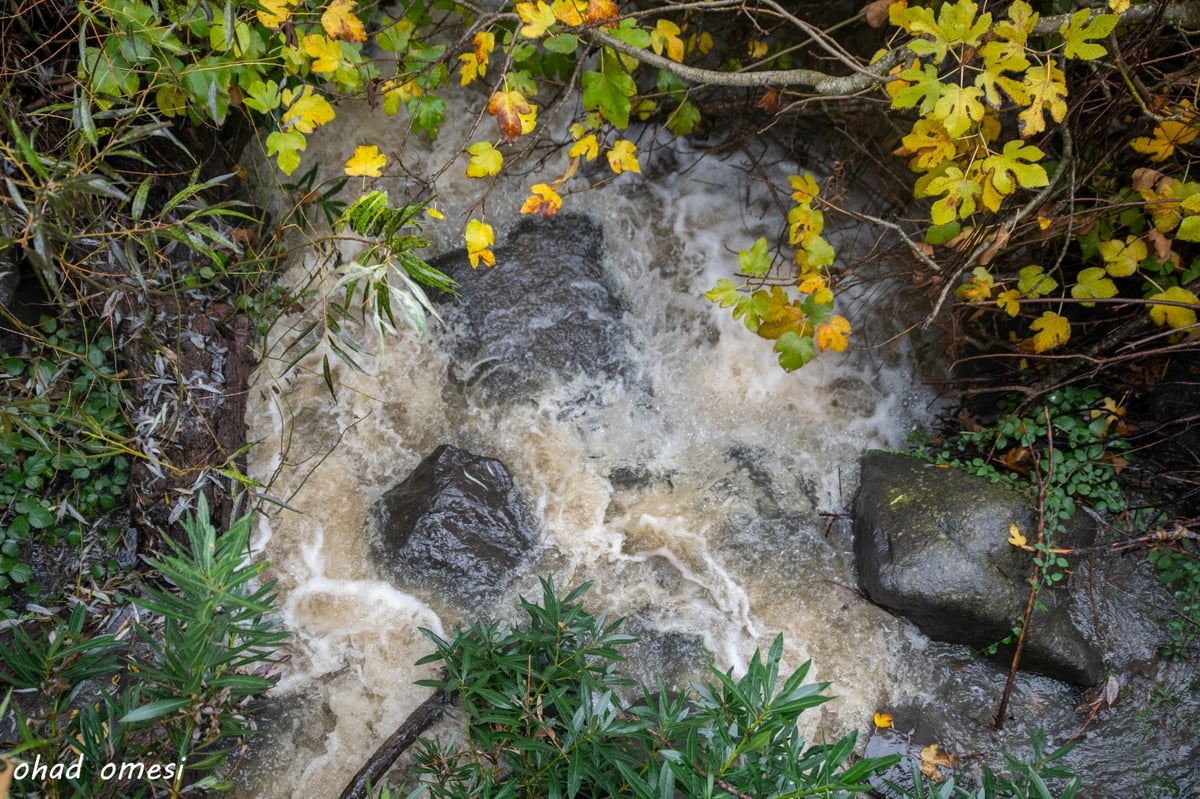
top-left (1148, 541), bottom-right (1200, 660)
top-left (1, 496), bottom-right (286, 798)
top-left (402, 578), bottom-right (898, 798)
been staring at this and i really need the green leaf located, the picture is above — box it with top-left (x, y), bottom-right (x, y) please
top-left (1070, 267), bottom-right (1117, 305)
top-left (1177, 216), bottom-right (1200, 242)
top-left (609, 18), bottom-right (651, 49)
top-left (582, 61), bottom-right (636, 129)
top-left (1060, 10), bottom-right (1117, 61)
top-left (667, 100), bottom-right (700, 137)
top-left (738, 237), bottom-right (771, 277)
top-left (774, 331), bottom-right (814, 371)
top-left (704, 278), bottom-right (740, 308)
top-left (543, 33), bottom-right (579, 54)
top-left (119, 697), bottom-right (191, 723)
top-left (1017, 264), bottom-right (1058, 297)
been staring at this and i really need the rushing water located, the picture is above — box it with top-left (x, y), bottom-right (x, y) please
top-left (240, 96), bottom-right (1199, 798)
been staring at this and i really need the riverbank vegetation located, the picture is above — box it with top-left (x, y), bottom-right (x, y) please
top-left (1, 0), bottom-right (1198, 794)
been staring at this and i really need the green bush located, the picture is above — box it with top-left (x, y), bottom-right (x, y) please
top-left (405, 578), bottom-right (898, 798)
top-left (0, 496), bottom-right (286, 798)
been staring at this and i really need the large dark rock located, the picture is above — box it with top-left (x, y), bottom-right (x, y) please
top-left (366, 445), bottom-right (540, 606)
top-left (431, 213), bottom-right (629, 402)
top-left (853, 451), bottom-right (1103, 685)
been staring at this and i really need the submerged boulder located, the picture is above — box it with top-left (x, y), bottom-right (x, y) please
top-left (430, 213), bottom-right (629, 402)
top-left (366, 445), bottom-right (540, 606)
top-left (853, 451), bottom-right (1103, 685)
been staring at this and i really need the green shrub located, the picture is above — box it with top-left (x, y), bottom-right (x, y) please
top-left (404, 578), bottom-right (898, 798)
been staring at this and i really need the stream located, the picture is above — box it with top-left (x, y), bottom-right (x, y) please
top-left (238, 93), bottom-right (1199, 798)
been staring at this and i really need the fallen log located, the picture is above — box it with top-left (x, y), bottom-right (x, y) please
top-left (337, 688), bottom-right (456, 799)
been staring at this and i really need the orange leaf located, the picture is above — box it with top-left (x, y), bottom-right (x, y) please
top-left (521, 183), bottom-right (563, 218)
top-left (873, 712), bottom-right (893, 728)
top-left (586, 0), bottom-right (619, 24)
top-left (488, 90), bottom-right (532, 143)
top-left (815, 314), bottom-right (851, 352)
top-left (918, 743), bottom-right (958, 782)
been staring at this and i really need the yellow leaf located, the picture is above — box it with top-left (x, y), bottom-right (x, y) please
top-left (815, 314), bottom-right (852, 352)
top-left (569, 133), bottom-right (599, 161)
top-left (488, 90), bottom-right (533, 143)
top-left (426, 208), bottom-right (444, 220)
top-left (898, 118), bottom-right (958, 172)
top-left (688, 31), bottom-right (714, 55)
top-left (651, 19), bottom-right (685, 62)
top-left (1131, 118), bottom-right (1199, 162)
top-left (874, 712), bottom-right (894, 729)
top-left (1108, 0), bottom-right (1129, 12)
top-left (748, 39), bottom-right (769, 59)
top-left (303, 33), bottom-right (344, 73)
top-left (1018, 62), bottom-right (1068, 138)
top-left (466, 141), bottom-right (504, 178)
top-left (257, 0), bottom-right (296, 29)
top-left (1098, 235), bottom-right (1147, 277)
top-left (321, 0), bottom-right (367, 42)
top-left (345, 144), bottom-right (386, 176)
top-left (552, 0), bottom-right (585, 25)
top-left (789, 172), bottom-right (821, 204)
top-left (797, 272), bottom-right (827, 294)
top-left (465, 219), bottom-right (496, 268)
top-left (459, 32), bottom-right (495, 86)
top-left (934, 84), bottom-right (985, 138)
top-left (1008, 523), bottom-right (1027, 548)
top-left (521, 182), bottom-right (564, 217)
top-left (607, 139), bottom-right (641, 174)
top-left (1026, 310), bottom-right (1071, 352)
top-left (996, 288), bottom-right (1020, 316)
top-left (516, 0), bottom-right (556, 38)
top-left (520, 104), bottom-right (538, 135)
top-left (1148, 286), bottom-right (1199, 330)
top-left (281, 86), bottom-right (335, 133)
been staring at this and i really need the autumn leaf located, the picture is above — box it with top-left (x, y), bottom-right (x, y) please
top-left (345, 144), bottom-right (386, 177)
top-left (607, 139), bottom-right (641, 174)
top-left (465, 219), bottom-right (496, 268)
top-left (934, 84), bottom-right (985, 138)
top-left (1018, 62), bottom-right (1067, 137)
top-left (569, 132), bottom-right (599, 161)
top-left (427, 208), bottom-right (444, 220)
top-left (1098, 235), bottom-right (1147, 277)
top-left (1070, 267), bottom-right (1117, 306)
top-left (521, 182), bottom-right (563, 217)
top-left (552, 0), bottom-right (585, 25)
top-left (789, 172), bottom-right (821, 204)
top-left (466, 141), bottom-right (503, 178)
top-left (281, 86), bottom-right (335, 133)
top-left (321, 0), bottom-right (367, 42)
top-left (1148, 286), bottom-right (1199, 330)
top-left (815, 314), bottom-right (852, 352)
top-left (1131, 118), bottom-right (1199, 162)
top-left (1026, 310), bottom-right (1071, 352)
top-left (257, 0), bottom-right (296, 29)
top-left (919, 743), bottom-right (958, 782)
top-left (958, 266), bottom-right (993, 302)
top-left (980, 140), bottom-right (1048, 211)
top-left (586, 0), bottom-right (618, 24)
top-left (459, 31), bottom-right (495, 86)
top-left (1008, 523), bottom-right (1027, 548)
top-left (1060, 9), bottom-right (1117, 61)
top-left (1108, 0), bottom-right (1129, 12)
top-left (997, 289), bottom-right (1020, 316)
top-left (303, 33), bottom-right (344, 73)
top-left (923, 166), bottom-right (981, 225)
top-left (650, 19), bottom-right (685, 62)
top-left (489, 90), bottom-right (533, 143)
top-left (889, 62), bottom-right (945, 115)
top-left (516, 0), bottom-right (556, 38)
top-left (874, 712), bottom-right (894, 729)
top-left (899, 118), bottom-right (958, 172)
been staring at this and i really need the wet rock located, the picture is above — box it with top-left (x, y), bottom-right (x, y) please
top-left (853, 451), bottom-right (1103, 685)
top-left (430, 214), bottom-right (629, 402)
top-left (366, 445), bottom-right (540, 606)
